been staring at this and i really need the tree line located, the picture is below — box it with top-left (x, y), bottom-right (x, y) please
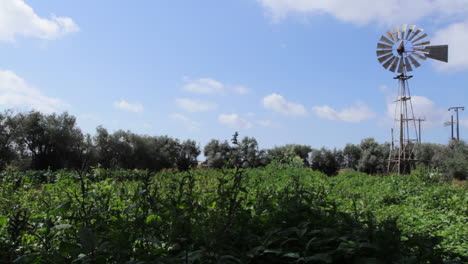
top-left (0, 110), bottom-right (466, 179)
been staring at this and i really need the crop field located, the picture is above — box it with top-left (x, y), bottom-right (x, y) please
top-left (0, 167), bottom-right (466, 263)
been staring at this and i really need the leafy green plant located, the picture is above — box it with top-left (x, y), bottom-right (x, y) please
top-left (0, 167), bottom-right (466, 263)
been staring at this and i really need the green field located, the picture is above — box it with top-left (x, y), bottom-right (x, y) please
top-left (0, 167), bottom-right (466, 263)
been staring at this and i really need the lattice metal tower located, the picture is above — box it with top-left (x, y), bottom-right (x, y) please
top-left (376, 25), bottom-right (448, 174)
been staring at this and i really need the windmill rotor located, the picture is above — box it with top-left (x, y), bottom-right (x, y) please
top-left (376, 24), bottom-right (448, 73)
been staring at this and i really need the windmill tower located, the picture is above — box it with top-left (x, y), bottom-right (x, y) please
top-left (376, 25), bottom-right (448, 175)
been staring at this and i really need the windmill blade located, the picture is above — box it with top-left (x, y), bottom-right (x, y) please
top-left (413, 52), bottom-right (426, 60)
top-left (389, 57), bottom-right (401, 72)
top-left (408, 28), bottom-right (423, 41)
top-left (378, 53), bottom-right (394, 64)
top-left (386, 30), bottom-right (396, 41)
top-left (413, 40), bottom-right (430, 47)
top-left (377, 43), bottom-right (392, 49)
top-left (377, 49), bottom-right (392, 56)
top-left (404, 57), bottom-right (413, 72)
top-left (406, 25), bottom-right (416, 39)
top-left (394, 26), bottom-right (400, 40)
top-left (397, 58), bottom-right (404, 73)
top-left (379, 35), bottom-right (394, 45)
top-left (411, 33), bottom-right (428, 44)
top-left (401, 24), bottom-right (407, 39)
top-left (414, 48), bottom-right (429, 55)
top-left (425, 45), bottom-right (448, 62)
top-left (408, 54), bottom-right (421, 68)
top-left (383, 56), bottom-right (397, 69)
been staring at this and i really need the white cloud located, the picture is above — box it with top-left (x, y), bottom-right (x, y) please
top-left (256, 0), bottom-right (468, 26)
top-left (0, 69), bottom-right (67, 113)
top-left (262, 93), bottom-right (307, 116)
top-left (169, 113), bottom-right (201, 131)
top-left (386, 95), bottom-right (450, 127)
top-left (432, 20), bottom-right (468, 72)
top-left (113, 100), bottom-right (144, 113)
top-left (233, 85), bottom-right (251, 94)
top-left (183, 78), bottom-right (224, 95)
top-left (218, 113), bottom-right (253, 129)
top-left (313, 102), bottom-right (375, 122)
top-left (0, 0), bottom-right (79, 41)
top-left (175, 98), bottom-right (217, 112)
top-left (257, 119), bottom-right (274, 127)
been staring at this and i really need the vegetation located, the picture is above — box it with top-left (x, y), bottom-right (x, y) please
top-left (1, 110), bottom-right (467, 263)
top-left (0, 167), bottom-right (466, 263)
top-left (1, 110), bottom-right (466, 181)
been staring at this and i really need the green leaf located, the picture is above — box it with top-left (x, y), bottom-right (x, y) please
top-left (145, 214), bottom-right (161, 224)
top-left (32, 213), bottom-right (47, 218)
top-left (187, 250), bottom-right (204, 261)
top-left (124, 204), bottom-right (137, 214)
top-left (54, 224), bottom-right (72, 229)
top-left (0, 215), bottom-right (7, 227)
top-left (353, 258), bottom-right (382, 264)
top-left (283, 252), bottom-right (300, 258)
top-left (263, 249), bottom-right (282, 255)
top-left (79, 227), bottom-right (98, 253)
top-left (219, 255), bottom-right (242, 263)
top-left (50, 201), bottom-right (71, 216)
top-left (59, 241), bottom-right (80, 255)
top-left (303, 253), bottom-right (332, 263)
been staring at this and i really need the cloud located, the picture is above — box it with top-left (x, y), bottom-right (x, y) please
top-left (256, 0), bottom-right (468, 25)
top-left (262, 93), bottom-right (307, 116)
top-left (233, 85), bottom-right (251, 94)
top-left (386, 95), bottom-right (450, 127)
top-left (432, 20), bottom-right (468, 72)
top-left (113, 100), bottom-right (144, 113)
top-left (175, 98), bottom-right (217, 112)
top-left (257, 119), bottom-right (274, 127)
top-left (313, 102), bottom-right (375, 122)
top-left (218, 114), bottom-right (253, 129)
top-left (0, 0), bottom-right (79, 41)
top-left (169, 113), bottom-right (201, 131)
top-left (0, 69), bottom-right (68, 113)
top-left (183, 78), bottom-right (224, 95)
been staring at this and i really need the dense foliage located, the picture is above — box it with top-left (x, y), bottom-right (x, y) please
top-left (0, 167), bottom-right (466, 263)
top-left (1, 110), bottom-right (467, 263)
top-left (1, 110), bottom-right (467, 180)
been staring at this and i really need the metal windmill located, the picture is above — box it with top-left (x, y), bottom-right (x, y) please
top-left (376, 24), bottom-right (448, 174)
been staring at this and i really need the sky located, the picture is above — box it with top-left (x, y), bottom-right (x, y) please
top-left (0, 0), bottom-right (467, 150)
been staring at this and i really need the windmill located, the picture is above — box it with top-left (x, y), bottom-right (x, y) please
top-left (376, 24), bottom-right (448, 174)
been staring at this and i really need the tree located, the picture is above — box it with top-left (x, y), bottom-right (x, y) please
top-left (310, 148), bottom-right (340, 176)
top-left (357, 138), bottom-right (388, 175)
top-left (267, 144), bottom-right (312, 167)
top-left (0, 111), bottom-right (20, 169)
top-left (442, 140), bottom-right (467, 180)
top-left (204, 139), bottom-right (231, 169)
top-left (175, 139), bottom-right (200, 171)
top-left (94, 126), bottom-right (115, 168)
top-left (343, 143), bottom-right (362, 170)
top-left (237, 137), bottom-right (264, 168)
top-left (16, 111), bottom-right (84, 170)
top-left (413, 143), bottom-right (446, 168)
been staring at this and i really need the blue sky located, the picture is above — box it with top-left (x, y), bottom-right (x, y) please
top-left (0, 0), bottom-right (467, 150)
